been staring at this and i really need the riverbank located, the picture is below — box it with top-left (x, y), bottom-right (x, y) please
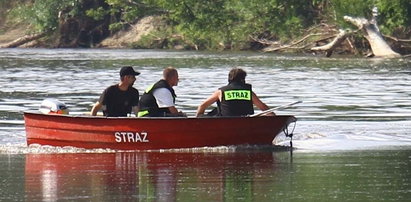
top-left (0, 15), bottom-right (193, 50)
top-left (2, 23), bottom-right (410, 57)
top-left (1, 8), bottom-right (410, 56)
top-left (0, 20), bottom-right (359, 54)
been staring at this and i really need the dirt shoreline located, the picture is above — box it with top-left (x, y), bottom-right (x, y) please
top-left (0, 16), bottom-right (165, 49)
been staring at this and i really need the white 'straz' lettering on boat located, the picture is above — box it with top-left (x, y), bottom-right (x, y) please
top-left (114, 132), bottom-right (149, 143)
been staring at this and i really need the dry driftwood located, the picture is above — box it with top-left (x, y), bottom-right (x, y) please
top-left (251, 23), bottom-right (338, 53)
top-left (0, 32), bottom-right (46, 48)
top-left (343, 15), bottom-right (400, 58)
top-left (256, 7), bottom-right (405, 57)
top-left (311, 7), bottom-right (401, 58)
top-left (383, 35), bottom-right (411, 43)
top-left (262, 33), bottom-right (324, 52)
top-left (311, 29), bottom-right (349, 57)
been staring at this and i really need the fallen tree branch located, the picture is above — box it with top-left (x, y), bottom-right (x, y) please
top-left (383, 35), bottom-right (411, 43)
top-left (291, 33), bottom-right (325, 46)
top-left (309, 7), bottom-right (407, 58)
top-left (311, 29), bottom-right (349, 57)
top-left (346, 37), bottom-right (360, 55)
top-left (249, 36), bottom-right (280, 46)
top-left (0, 32), bottom-right (46, 48)
top-left (262, 33), bottom-right (325, 52)
top-left (250, 23), bottom-right (338, 53)
top-left (252, 7), bottom-right (408, 57)
top-left (343, 15), bottom-right (400, 58)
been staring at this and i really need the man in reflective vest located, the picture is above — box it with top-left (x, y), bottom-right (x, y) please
top-left (196, 68), bottom-right (274, 117)
top-left (138, 66), bottom-right (185, 117)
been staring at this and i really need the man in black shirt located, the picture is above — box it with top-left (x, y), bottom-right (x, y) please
top-left (90, 66), bottom-right (140, 117)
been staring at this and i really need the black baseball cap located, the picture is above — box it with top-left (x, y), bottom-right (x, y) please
top-left (120, 66), bottom-right (140, 77)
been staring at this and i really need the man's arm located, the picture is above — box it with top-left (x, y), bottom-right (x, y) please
top-left (196, 90), bottom-right (220, 117)
top-left (90, 102), bottom-right (102, 116)
top-left (132, 106), bottom-right (139, 115)
top-left (168, 106), bottom-right (179, 114)
top-left (252, 92), bottom-right (275, 116)
top-left (153, 88), bottom-right (184, 116)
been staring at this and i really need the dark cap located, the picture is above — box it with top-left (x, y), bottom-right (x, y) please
top-left (120, 66), bottom-right (140, 77)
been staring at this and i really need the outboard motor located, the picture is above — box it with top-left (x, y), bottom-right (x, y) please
top-left (39, 98), bottom-right (69, 114)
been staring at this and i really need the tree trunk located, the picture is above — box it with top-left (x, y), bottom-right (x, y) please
top-left (343, 16), bottom-right (400, 58)
top-left (0, 32), bottom-right (46, 48)
top-left (311, 29), bottom-right (348, 57)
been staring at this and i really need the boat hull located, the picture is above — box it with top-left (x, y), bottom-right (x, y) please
top-left (24, 112), bottom-right (296, 150)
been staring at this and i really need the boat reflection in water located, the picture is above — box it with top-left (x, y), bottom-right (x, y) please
top-left (25, 150), bottom-right (287, 201)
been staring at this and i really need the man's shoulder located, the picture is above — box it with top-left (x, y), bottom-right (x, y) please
top-left (221, 82), bottom-right (252, 89)
top-left (153, 88), bottom-right (173, 100)
top-left (153, 87), bottom-right (169, 91)
top-left (101, 84), bottom-right (119, 95)
top-left (106, 84), bottom-right (119, 91)
top-left (153, 88), bottom-right (171, 95)
top-left (153, 88), bottom-right (174, 107)
top-left (128, 87), bottom-right (139, 94)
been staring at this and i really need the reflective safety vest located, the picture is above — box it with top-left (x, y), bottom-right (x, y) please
top-left (138, 80), bottom-right (176, 117)
top-left (219, 82), bottom-right (254, 116)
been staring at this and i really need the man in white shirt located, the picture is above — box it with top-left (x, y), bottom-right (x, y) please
top-left (138, 67), bottom-right (185, 117)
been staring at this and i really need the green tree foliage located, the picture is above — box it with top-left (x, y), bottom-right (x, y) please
top-left (150, 0), bottom-right (318, 49)
top-left (4, 0), bottom-right (411, 49)
top-left (86, 0), bottom-right (158, 32)
top-left (329, 0), bottom-right (373, 19)
top-left (375, 0), bottom-right (411, 34)
top-left (9, 0), bottom-right (82, 32)
top-left (328, 0), bottom-right (411, 34)
top-left (154, 0), bottom-right (238, 49)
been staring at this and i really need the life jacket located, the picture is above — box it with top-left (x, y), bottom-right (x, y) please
top-left (219, 81), bottom-right (254, 116)
top-left (138, 80), bottom-right (176, 117)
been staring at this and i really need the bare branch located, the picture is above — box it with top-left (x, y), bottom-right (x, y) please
top-left (0, 32), bottom-right (46, 48)
top-left (383, 35), bottom-right (411, 43)
top-left (311, 30), bottom-right (348, 51)
top-left (249, 35), bottom-right (280, 46)
top-left (261, 33), bottom-right (325, 52)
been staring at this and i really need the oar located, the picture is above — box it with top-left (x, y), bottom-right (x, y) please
top-left (249, 101), bottom-right (302, 117)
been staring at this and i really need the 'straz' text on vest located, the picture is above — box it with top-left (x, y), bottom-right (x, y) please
top-left (224, 90), bottom-right (251, 100)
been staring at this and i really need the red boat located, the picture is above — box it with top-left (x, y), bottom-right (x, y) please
top-left (24, 111), bottom-right (296, 150)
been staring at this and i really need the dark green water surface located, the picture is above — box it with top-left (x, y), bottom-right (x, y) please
top-left (1, 49), bottom-right (410, 201)
top-left (1, 150), bottom-right (410, 201)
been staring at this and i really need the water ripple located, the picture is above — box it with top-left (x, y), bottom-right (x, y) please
top-left (1, 49), bottom-right (410, 151)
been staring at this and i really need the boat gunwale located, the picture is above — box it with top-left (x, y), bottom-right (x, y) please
top-left (23, 110), bottom-right (297, 121)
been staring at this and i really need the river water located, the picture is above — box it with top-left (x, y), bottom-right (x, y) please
top-left (0, 48), bottom-right (410, 201)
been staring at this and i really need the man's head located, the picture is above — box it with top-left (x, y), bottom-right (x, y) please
top-left (120, 66), bottom-right (140, 78)
top-left (163, 66), bottom-right (179, 86)
top-left (228, 68), bottom-right (247, 83)
top-left (120, 66), bottom-right (140, 86)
